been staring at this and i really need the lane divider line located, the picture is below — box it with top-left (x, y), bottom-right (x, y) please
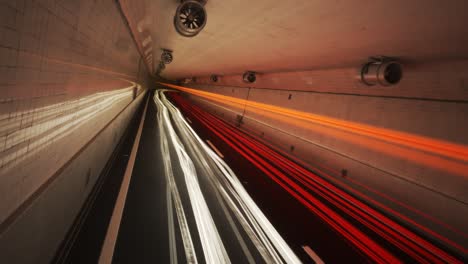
top-left (302, 245), bottom-right (324, 264)
top-left (98, 95), bottom-right (150, 264)
top-left (206, 140), bottom-right (224, 159)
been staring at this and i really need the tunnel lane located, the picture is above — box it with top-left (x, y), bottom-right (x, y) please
top-left (113, 90), bottom-right (303, 263)
top-left (110, 89), bottom-right (464, 263)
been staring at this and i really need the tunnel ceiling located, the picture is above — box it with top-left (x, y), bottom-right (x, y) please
top-left (122, 0), bottom-right (468, 80)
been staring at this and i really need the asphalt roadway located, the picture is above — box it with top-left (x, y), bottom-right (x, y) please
top-left (110, 90), bottom-right (366, 263)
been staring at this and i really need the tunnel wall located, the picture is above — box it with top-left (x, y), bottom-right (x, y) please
top-left (183, 59), bottom-right (468, 253)
top-left (0, 0), bottom-right (149, 262)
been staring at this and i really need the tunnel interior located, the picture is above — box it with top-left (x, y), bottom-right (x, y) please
top-left (0, 0), bottom-right (467, 263)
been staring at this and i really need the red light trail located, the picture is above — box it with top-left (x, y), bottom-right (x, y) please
top-left (167, 90), bottom-right (464, 264)
top-left (160, 82), bottom-right (468, 178)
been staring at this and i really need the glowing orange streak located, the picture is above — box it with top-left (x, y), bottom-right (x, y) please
top-left (196, 95), bottom-right (468, 177)
top-left (160, 82), bottom-right (468, 164)
top-left (171, 93), bottom-right (464, 262)
top-left (172, 94), bottom-right (468, 252)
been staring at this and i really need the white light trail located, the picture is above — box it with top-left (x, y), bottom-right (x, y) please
top-left (155, 92), bottom-right (198, 264)
top-left (154, 90), bottom-right (302, 264)
top-left (157, 91), bottom-right (230, 264)
top-left (156, 89), bottom-right (231, 264)
top-left (0, 85), bottom-right (137, 171)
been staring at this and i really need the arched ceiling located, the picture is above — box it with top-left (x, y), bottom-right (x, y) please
top-left (121, 0), bottom-right (468, 80)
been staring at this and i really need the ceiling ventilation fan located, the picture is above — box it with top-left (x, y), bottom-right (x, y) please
top-left (174, 0), bottom-right (207, 37)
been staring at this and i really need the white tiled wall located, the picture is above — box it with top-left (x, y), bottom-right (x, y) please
top-left (0, 0), bottom-right (148, 261)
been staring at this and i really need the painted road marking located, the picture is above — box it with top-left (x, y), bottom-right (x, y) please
top-left (206, 140), bottom-right (224, 158)
top-left (302, 245), bottom-right (324, 264)
top-left (98, 94), bottom-right (149, 264)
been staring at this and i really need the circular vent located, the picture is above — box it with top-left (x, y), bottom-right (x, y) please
top-left (161, 50), bottom-right (173, 64)
top-left (243, 71), bottom-right (256, 83)
top-left (382, 62), bottom-right (402, 85)
top-left (360, 60), bottom-right (402, 86)
top-left (174, 0), bottom-right (207, 37)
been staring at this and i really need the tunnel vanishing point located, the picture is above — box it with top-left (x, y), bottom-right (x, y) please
top-left (0, 1), bottom-right (467, 263)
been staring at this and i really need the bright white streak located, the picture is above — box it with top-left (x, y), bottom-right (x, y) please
top-left (155, 92), bottom-right (198, 264)
top-left (1, 88), bottom-right (134, 171)
top-left (161, 91), bottom-right (302, 264)
top-left (166, 184), bottom-right (178, 264)
top-left (163, 94), bottom-right (257, 262)
top-left (155, 91), bottom-right (230, 264)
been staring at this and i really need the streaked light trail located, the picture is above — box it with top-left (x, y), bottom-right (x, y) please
top-left (154, 90), bottom-right (301, 263)
top-left (192, 96), bottom-right (468, 241)
top-left (169, 91), bottom-right (465, 263)
top-left (0, 86), bottom-right (137, 171)
top-left (159, 82), bottom-right (468, 177)
top-left (156, 91), bottom-right (199, 264)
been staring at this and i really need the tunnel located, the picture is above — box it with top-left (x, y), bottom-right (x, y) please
top-left (0, 0), bottom-right (467, 263)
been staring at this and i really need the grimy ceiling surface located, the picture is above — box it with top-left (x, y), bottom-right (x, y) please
top-left (128, 0), bottom-right (468, 80)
